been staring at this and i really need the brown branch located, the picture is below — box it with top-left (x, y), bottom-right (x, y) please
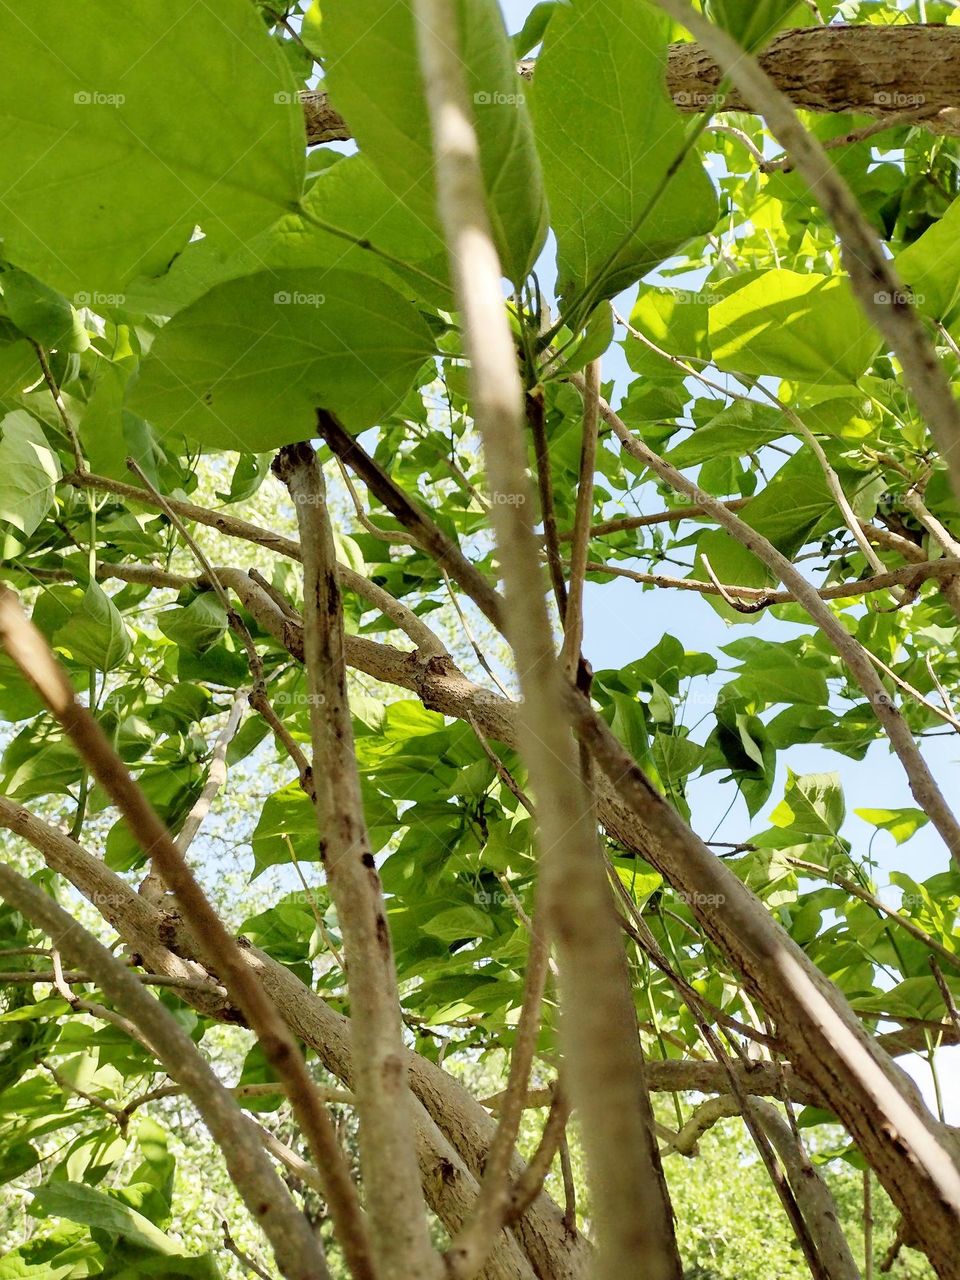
top-left (274, 443), bottom-right (441, 1280)
top-left (315, 410), bottom-right (504, 631)
top-left (412, 7), bottom-right (681, 1278)
top-left (577, 556), bottom-right (960, 608)
top-left (0, 585), bottom-right (372, 1280)
top-left (0, 793), bottom-right (587, 1280)
top-left (445, 897), bottom-right (551, 1278)
top-left (0, 862), bottom-right (329, 1280)
top-left (560, 360), bottom-right (600, 676)
top-left (586, 380), bottom-right (960, 864)
top-left (527, 386), bottom-right (567, 620)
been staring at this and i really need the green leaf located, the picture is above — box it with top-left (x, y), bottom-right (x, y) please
top-left (855, 807), bottom-right (930, 846)
top-left (895, 196), bottom-right (960, 322)
top-left (1, 268), bottom-right (88, 351)
top-left (770, 771), bottom-right (845, 838)
top-left (0, 411), bottom-right (61, 542)
top-left (29, 1182), bottom-right (179, 1254)
top-left (665, 400), bottom-right (782, 468)
top-left (625, 286), bottom-right (713, 377)
top-left (709, 270), bottom-right (881, 383)
top-left (532, 0), bottom-right (717, 308)
top-left (324, 0), bottom-right (547, 282)
top-left (421, 905), bottom-right (495, 943)
top-left (157, 595), bottom-right (228, 655)
top-left (129, 269), bottom-right (434, 452)
top-left (512, 1), bottom-right (561, 57)
top-left (0, 0), bottom-right (305, 296)
top-left (252, 782), bottom-right (320, 878)
top-left (53, 580), bottom-right (131, 671)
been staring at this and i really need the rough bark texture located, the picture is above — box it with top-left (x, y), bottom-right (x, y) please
top-left (302, 25), bottom-right (960, 146)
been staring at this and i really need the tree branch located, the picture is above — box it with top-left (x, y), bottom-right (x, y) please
top-left (0, 861), bottom-right (329, 1280)
top-left (582, 379), bottom-right (960, 864)
top-left (0, 585), bottom-right (373, 1280)
top-left (273, 443), bottom-right (442, 1280)
top-left (412, 6), bottom-right (681, 1279)
top-left (304, 26), bottom-right (960, 147)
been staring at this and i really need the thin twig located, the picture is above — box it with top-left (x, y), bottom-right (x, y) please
top-left (560, 358), bottom-right (600, 676)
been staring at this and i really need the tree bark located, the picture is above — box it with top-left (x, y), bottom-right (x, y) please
top-left (302, 25), bottom-right (960, 146)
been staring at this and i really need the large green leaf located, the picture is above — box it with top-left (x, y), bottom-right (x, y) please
top-left (52, 581), bottom-right (131, 672)
top-left (128, 269), bottom-right (434, 452)
top-left (29, 1182), bottom-right (178, 1254)
top-left (709, 270), bottom-right (881, 383)
top-left (0, 411), bottom-right (61, 550)
top-left (324, 0), bottom-right (547, 283)
top-left (0, 1), bottom-right (305, 296)
top-left (770, 771), bottom-right (845, 839)
top-left (532, 0), bottom-right (717, 309)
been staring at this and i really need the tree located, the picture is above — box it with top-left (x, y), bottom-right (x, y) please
top-left (0, 0), bottom-right (959, 1277)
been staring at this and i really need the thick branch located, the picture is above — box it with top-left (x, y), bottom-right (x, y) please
top-left (304, 26), bottom-right (960, 146)
top-left (274, 444), bottom-right (441, 1280)
top-left (412, 7), bottom-right (681, 1280)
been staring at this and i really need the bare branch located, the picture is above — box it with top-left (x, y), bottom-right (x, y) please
top-left (412, 6), bottom-right (681, 1279)
top-left (316, 410), bottom-right (504, 631)
top-left (560, 360), bottom-right (600, 676)
top-left (0, 586), bottom-right (373, 1280)
top-left (583, 381), bottom-right (960, 864)
top-left (0, 861), bottom-right (329, 1280)
top-left (274, 443), bottom-right (442, 1280)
